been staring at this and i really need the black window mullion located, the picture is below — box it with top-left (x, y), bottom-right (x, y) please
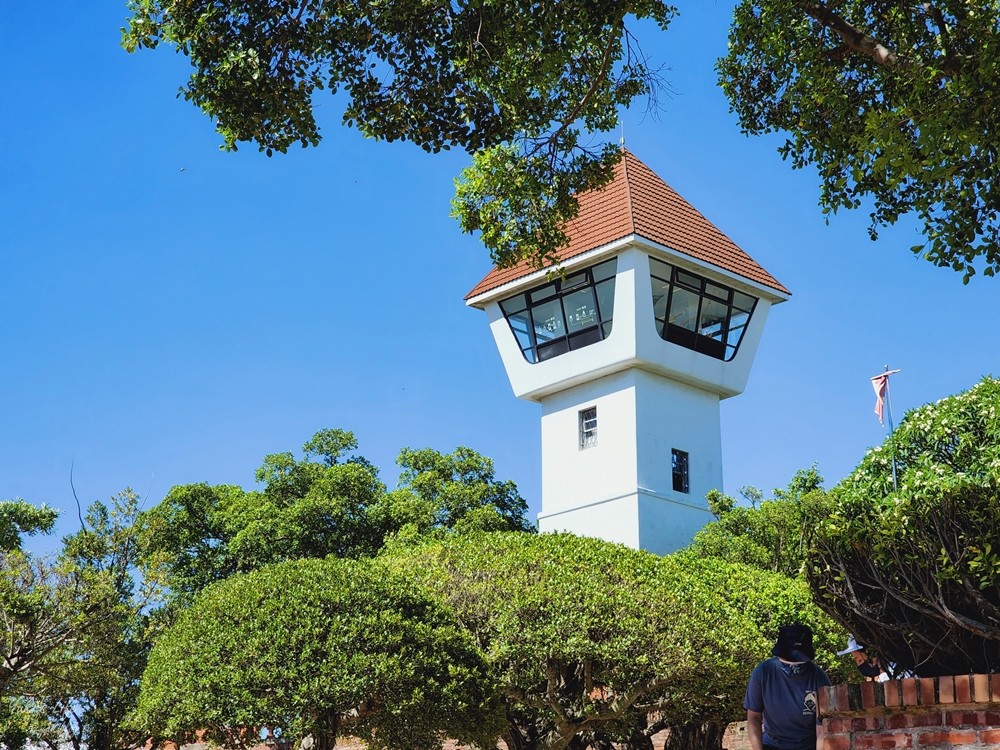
top-left (558, 294), bottom-right (571, 348)
top-left (694, 278), bottom-right (706, 354)
top-left (722, 290), bottom-right (734, 351)
top-left (662, 271), bottom-right (675, 339)
top-left (526, 305), bottom-right (541, 353)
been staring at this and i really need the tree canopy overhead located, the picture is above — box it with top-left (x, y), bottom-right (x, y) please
top-left (720, 0), bottom-right (1000, 281)
top-left (0, 500), bottom-right (57, 552)
top-left (122, 0), bottom-right (674, 268)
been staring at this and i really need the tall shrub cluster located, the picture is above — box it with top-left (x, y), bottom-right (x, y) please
top-left (139, 532), bottom-right (840, 750)
top-left (805, 378), bottom-right (1000, 676)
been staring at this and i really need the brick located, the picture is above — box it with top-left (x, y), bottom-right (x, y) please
top-left (912, 711), bottom-right (944, 728)
top-left (849, 682), bottom-right (865, 711)
top-left (938, 676), bottom-right (956, 704)
top-left (919, 677), bottom-right (936, 705)
top-left (836, 684), bottom-right (851, 713)
top-left (884, 680), bottom-right (902, 708)
top-left (820, 736), bottom-right (852, 750)
top-left (862, 681), bottom-right (877, 709)
top-left (820, 684), bottom-right (839, 714)
top-left (887, 713), bottom-right (910, 730)
top-left (823, 717), bottom-right (849, 733)
top-left (917, 729), bottom-right (977, 745)
top-left (983, 710), bottom-right (1000, 724)
top-left (886, 712), bottom-right (942, 730)
top-left (955, 675), bottom-right (973, 704)
top-left (946, 710), bottom-right (983, 726)
top-left (852, 716), bottom-right (881, 732)
top-left (991, 673), bottom-right (1000, 702)
top-left (973, 674), bottom-right (990, 703)
top-left (853, 738), bottom-right (877, 750)
top-left (980, 728), bottom-right (1000, 745)
top-left (855, 735), bottom-right (910, 749)
top-left (902, 678), bottom-right (919, 706)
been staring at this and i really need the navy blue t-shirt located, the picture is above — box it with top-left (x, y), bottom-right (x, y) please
top-left (744, 657), bottom-right (831, 750)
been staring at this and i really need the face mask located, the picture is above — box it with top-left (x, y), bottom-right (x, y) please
top-left (858, 660), bottom-right (882, 678)
top-left (779, 660), bottom-right (807, 677)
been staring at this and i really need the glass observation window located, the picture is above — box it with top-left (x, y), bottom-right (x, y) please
top-left (649, 257), bottom-right (757, 362)
top-left (499, 259), bottom-right (617, 364)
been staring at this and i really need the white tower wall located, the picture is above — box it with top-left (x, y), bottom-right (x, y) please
top-left (633, 371), bottom-right (721, 555)
top-left (538, 370), bottom-right (639, 518)
top-left (537, 367), bottom-right (720, 555)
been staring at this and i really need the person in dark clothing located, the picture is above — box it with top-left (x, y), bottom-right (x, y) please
top-left (744, 624), bottom-right (831, 750)
top-left (837, 635), bottom-right (888, 681)
top-left (837, 634), bottom-right (913, 681)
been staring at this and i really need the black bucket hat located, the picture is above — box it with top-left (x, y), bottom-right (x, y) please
top-left (772, 624), bottom-right (816, 662)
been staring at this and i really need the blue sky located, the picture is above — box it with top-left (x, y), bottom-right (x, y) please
top-left (1, 1), bottom-right (995, 546)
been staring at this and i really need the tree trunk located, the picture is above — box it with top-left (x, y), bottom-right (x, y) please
top-left (661, 721), bottom-right (726, 750)
top-left (311, 734), bottom-right (337, 750)
top-left (89, 722), bottom-right (112, 750)
top-left (503, 717), bottom-right (542, 750)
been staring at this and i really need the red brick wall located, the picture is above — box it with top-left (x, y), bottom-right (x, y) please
top-left (818, 674), bottom-right (1000, 749)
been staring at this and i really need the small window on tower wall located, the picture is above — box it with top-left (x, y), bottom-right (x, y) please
top-left (579, 407), bottom-right (598, 449)
top-left (672, 449), bottom-right (689, 493)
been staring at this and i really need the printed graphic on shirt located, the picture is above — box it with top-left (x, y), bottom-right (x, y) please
top-left (803, 690), bottom-right (818, 716)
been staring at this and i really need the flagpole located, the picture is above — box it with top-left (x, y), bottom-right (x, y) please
top-left (883, 365), bottom-right (899, 492)
top-left (871, 366), bottom-right (901, 492)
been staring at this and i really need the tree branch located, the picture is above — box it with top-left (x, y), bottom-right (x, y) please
top-left (525, 27), bottom-right (620, 161)
top-left (801, 1), bottom-right (902, 69)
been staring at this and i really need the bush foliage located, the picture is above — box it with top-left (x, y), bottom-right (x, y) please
top-left (806, 377), bottom-right (1000, 675)
top-left (386, 532), bottom-right (844, 750)
top-left (133, 557), bottom-right (500, 750)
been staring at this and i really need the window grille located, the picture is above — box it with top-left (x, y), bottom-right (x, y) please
top-left (579, 407), bottom-right (598, 449)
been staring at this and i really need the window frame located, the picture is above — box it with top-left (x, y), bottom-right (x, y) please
top-left (499, 259), bottom-right (617, 364)
top-left (649, 258), bottom-right (758, 362)
top-left (671, 448), bottom-right (690, 494)
top-left (579, 406), bottom-right (598, 450)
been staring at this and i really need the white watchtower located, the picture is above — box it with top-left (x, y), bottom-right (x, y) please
top-left (466, 151), bottom-right (789, 555)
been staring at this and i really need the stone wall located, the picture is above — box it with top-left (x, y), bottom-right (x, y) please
top-left (818, 675), bottom-right (1000, 749)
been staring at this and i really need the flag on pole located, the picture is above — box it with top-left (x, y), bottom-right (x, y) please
top-left (871, 369), bottom-right (901, 424)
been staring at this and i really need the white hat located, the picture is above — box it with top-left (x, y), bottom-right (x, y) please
top-left (836, 635), bottom-right (865, 656)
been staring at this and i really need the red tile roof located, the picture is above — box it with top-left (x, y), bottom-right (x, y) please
top-left (465, 150), bottom-right (789, 299)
